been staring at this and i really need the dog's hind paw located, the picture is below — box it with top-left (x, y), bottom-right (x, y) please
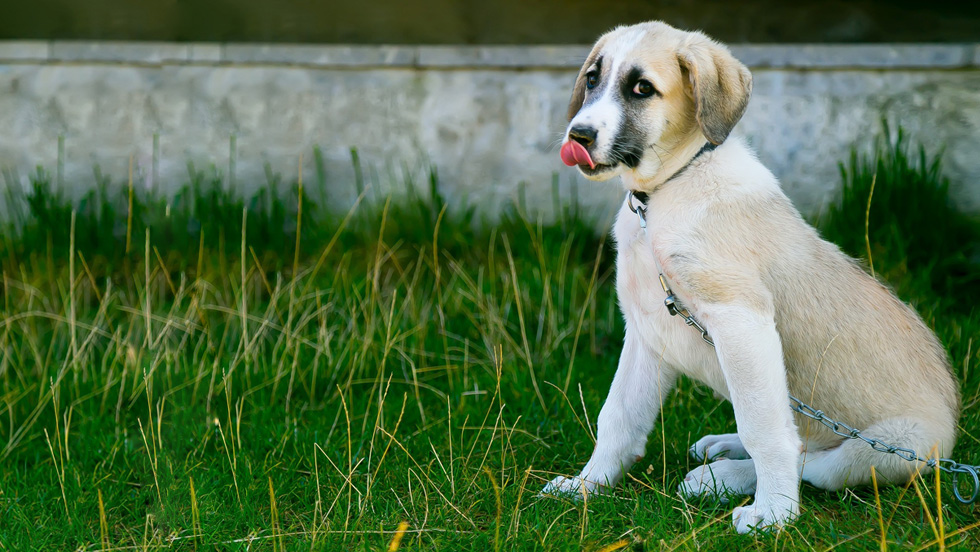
top-left (679, 459), bottom-right (756, 501)
top-left (690, 433), bottom-right (750, 461)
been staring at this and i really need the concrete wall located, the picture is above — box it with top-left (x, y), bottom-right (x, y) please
top-left (1, 41), bottom-right (979, 222)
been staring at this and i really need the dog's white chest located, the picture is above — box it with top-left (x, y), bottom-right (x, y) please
top-left (613, 204), bottom-right (730, 397)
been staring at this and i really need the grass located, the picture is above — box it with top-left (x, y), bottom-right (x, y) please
top-left (817, 121), bottom-right (980, 312)
top-left (1, 126), bottom-right (979, 551)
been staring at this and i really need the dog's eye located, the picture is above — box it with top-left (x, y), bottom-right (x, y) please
top-left (632, 80), bottom-right (656, 98)
top-left (585, 71), bottom-right (599, 90)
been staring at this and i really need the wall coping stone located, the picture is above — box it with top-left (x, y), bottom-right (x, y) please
top-left (1, 41), bottom-right (977, 69)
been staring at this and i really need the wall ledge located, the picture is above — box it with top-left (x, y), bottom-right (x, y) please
top-left (0, 41), bottom-right (977, 69)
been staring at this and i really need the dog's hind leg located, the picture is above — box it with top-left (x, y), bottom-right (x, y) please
top-left (680, 459), bottom-right (757, 501)
top-left (799, 417), bottom-right (955, 490)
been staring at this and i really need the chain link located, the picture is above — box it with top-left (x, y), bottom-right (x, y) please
top-left (627, 191), bottom-right (980, 504)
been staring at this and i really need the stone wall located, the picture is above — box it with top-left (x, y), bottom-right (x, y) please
top-left (1, 41), bottom-right (979, 222)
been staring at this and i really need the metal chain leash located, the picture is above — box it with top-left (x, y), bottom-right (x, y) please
top-left (788, 395), bottom-right (979, 503)
top-left (627, 190), bottom-right (980, 504)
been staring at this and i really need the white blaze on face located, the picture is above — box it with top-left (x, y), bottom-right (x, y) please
top-left (565, 28), bottom-right (648, 166)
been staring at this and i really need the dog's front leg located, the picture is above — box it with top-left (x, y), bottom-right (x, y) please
top-left (543, 328), bottom-right (675, 497)
top-left (700, 303), bottom-right (801, 533)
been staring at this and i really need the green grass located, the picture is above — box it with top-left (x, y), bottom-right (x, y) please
top-left (1, 127), bottom-right (979, 551)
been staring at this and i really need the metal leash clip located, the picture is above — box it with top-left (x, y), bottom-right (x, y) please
top-left (627, 191), bottom-right (647, 230)
top-left (663, 291), bottom-right (681, 317)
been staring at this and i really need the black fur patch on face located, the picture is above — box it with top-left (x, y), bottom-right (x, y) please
top-left (610, 66), bottom-right (648, 169)
top-left (620, 66), bottom-right (660, 99)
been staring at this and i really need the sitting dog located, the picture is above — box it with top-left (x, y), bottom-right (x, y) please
top-left (542, 21), bottom-right (959, 533)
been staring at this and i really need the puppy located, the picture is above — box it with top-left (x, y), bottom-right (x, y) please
top-left (543, 21), bottom-right (959, 533)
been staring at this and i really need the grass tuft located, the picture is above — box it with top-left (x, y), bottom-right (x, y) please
top-left (818, 120), bottom-right (980, 311)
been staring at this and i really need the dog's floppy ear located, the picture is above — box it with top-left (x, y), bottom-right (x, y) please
top-left (568, 54), bottom-right (595, 122)
top-left (566, 64), bottom-right (589, 121)
top-left (677, 36), bottom-right (753, 145)
top-left (566, 41), bottom-right (606, 121)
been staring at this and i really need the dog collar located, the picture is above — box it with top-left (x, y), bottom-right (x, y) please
top-left (628, 141), bottom-right (718, 207)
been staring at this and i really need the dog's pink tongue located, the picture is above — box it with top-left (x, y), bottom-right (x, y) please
top-left (560, 140), bottom-right (596, 169)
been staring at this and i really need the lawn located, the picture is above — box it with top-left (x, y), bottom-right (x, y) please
top-left (1, 129), bottom-right (979, 551)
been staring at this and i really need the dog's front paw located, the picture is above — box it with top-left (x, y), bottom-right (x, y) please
top-left (679, 459), bottom-right (756, 501)
top-left (732, 503), bottom-right (796, 534)
top-left (541, 475), bottom-right (604, 499)
top-left (690, 433), bottom-right (749, 461)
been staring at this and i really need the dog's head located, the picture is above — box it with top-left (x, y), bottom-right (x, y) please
top-left (560, 21), bottom-right (753, 182)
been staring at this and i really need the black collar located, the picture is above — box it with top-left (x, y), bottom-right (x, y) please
top-left (630, 141), bottom-right (717, 205)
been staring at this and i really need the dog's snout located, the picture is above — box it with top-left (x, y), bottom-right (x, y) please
top-left (568, 126), bottom-right (597, 148)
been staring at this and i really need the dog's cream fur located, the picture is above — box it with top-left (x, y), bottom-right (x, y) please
top-left (543, 21), bottom-right (959, 533)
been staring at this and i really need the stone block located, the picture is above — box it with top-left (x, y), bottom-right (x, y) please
top-left (0, 41), bottom-right (48, 61)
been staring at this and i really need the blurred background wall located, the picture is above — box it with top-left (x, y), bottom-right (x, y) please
top-left (1, 1), bottom-right (979, 219)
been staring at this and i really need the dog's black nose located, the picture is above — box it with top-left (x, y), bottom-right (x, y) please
top-left (568, 126), bottom-right (597, 148)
